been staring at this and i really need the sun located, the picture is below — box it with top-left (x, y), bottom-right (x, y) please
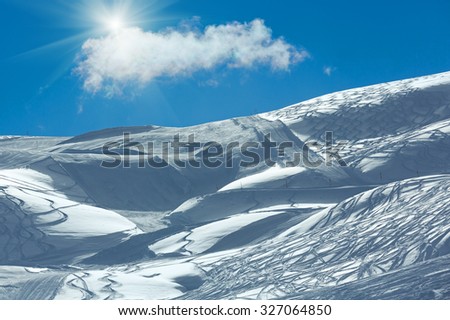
top-left (79, 0), bottom-right (177, 35)
top-left (92, 2), bottom-right (136, 34)
top-left (105, 15), bottom-right (126, 32)
top-left (14, 0), bottom-right (177, 58)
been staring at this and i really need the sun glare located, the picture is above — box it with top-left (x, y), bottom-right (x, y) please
top-left (92, 1), bottom-right (136, 34)
top-left (106, 15), bottom-right (125, 32)
top-left (80, 0), bottom-right (177, 35)
top-left (16, 0), bottom-right (177, 58)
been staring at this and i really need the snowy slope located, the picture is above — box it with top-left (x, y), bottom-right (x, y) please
top-left (49, 116), bottom-right (318, 212)
top-left (0, 168), bottom-right (140, 265)
top-left (182, 175), bottom-right (450, 299)
top-left (1, 71), bottom-right (450, 300)
top-left (262, 71), bottom-right (450, 185)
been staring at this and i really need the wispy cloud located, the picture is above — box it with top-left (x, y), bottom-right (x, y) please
top-left (199, 79), bottom-right (220, 88)
top-left (77, 103), bottom-right (84, 114)
top-left (323, 66), bottom-right (336, 76)
top-left (75, 19), bottom-right (308, 95)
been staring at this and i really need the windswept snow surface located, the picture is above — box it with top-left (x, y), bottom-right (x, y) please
top-left (1, 71), bottom-right (450, 299)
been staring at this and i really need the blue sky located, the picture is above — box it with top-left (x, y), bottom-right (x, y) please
top-left (1, 0), bottom-right (450, 136)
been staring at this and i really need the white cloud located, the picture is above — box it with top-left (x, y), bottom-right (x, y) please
top-left (200, 79), bottom-right (220, 88)
top-left (77, 103), bottom-right (84, 114)
top-left (75, 19), bottom-right (308, 95)
top-left (323, 66), bottom-right (335, 76)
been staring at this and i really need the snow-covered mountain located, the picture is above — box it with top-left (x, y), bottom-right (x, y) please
top-left (1, 71), bottom-right (450, 299)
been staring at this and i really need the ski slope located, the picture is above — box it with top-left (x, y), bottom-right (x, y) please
top-left (1, 71), bottom-right (450, 300)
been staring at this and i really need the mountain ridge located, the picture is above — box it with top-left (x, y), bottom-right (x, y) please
top-left (1, 71), bottom-right (450, 299)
